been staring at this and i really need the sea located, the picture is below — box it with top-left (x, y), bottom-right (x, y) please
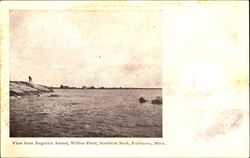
top-left (10, 89), bottom-right (162, 137)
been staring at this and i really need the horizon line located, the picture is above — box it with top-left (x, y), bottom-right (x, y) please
top-left (10, 81), bottom-right (162, 89)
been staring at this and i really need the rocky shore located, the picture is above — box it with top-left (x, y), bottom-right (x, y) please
top-left (10, 81), bottom-right (53, 96)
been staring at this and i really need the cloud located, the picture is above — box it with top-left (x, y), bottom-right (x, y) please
top-left (10, 10), bottom-right (162, 88)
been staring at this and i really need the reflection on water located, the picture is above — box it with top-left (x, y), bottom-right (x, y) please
top-left (10, 89), bottom-right (162, 137)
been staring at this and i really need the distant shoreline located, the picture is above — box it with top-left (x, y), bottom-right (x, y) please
top-left (51, 87), bottom-right (162, 90)
top-left (10, 81), bottom-right (162, 95)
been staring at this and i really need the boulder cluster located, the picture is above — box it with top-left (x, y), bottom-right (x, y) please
top-left (139, 96), bottom-right (162, 104)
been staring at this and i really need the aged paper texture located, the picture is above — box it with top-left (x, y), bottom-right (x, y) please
top-left (1, 1), bottom-right (249, 157)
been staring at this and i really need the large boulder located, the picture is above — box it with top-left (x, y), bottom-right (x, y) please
top-left (151, 96), bottom-right (162, 104)
top-left (139, 97), bottom-right (147, 103)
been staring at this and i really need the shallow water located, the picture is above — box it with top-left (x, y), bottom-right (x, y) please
top-left (10, 89), bottom-right (162, 137)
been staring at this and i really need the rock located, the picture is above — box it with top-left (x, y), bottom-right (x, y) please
top-left (151, 97), bottom-right (162, 104)
top-left (139, 97), bottom-right (147, 103)
top-left (49, 94), bottom-right (59, 97)
top-left (10, 81), bottom-right (53, 96)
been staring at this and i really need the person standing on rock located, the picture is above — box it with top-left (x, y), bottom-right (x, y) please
top-left (29, 76), bottom-right (32, 82)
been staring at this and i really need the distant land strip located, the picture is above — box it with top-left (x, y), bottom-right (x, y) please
top-left (51, 87), bottom-right (162, 90)
top-left (9, 81), bottom-right (161, 97)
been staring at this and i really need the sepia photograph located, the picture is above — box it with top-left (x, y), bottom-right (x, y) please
top-left (1, 1), bottom-right (249, 157)
top-left (9, 10), bottom-right (162, 137)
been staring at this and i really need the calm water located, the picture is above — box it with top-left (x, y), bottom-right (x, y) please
top-left (10, 89), bottom-right (162, 137)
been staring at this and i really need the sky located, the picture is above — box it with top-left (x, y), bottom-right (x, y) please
top-left (10, 10), bottom-right (162, 88)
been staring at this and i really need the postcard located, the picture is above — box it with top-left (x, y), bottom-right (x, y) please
top-left (0, 1), bottom-right (249, 157)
